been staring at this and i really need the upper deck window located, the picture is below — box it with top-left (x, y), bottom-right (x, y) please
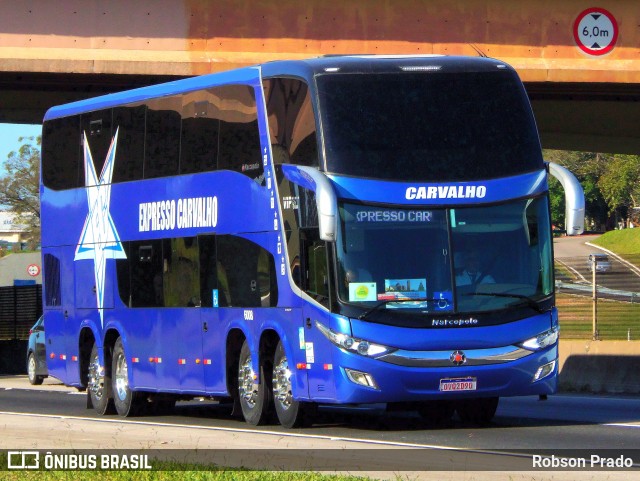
top-left (42, 84), bottom-right (262, 190)
top-left (317, 70), bottom-right (542, 181)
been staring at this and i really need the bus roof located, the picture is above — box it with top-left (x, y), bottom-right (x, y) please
top-left (44, 55), bottom-right (514, 121)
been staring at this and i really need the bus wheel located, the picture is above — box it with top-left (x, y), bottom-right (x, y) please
top-left (112, 337), bottom-right (145, 417)
top-left (272, 341), bottom-right (311, 428)
top-left (88, 343), bottom-right (115, 415)
top-left (237, 340), bottom-right (271, 425)
top-left (417, 400), bottom-right (455, 426)
top-left (456, 397), bottom-right (499, 425)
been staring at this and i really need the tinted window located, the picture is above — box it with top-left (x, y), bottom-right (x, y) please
top-left (162, 237), bottom-right (200, 306)
top-left (81, 110), bottom-right (113, 177)
top-left (112, 105), bottom-right (146, 183)
top-left (145, 98), bottom-right (181, 179)
top-left (198, 235), bottom-right (218, 307)
top-left (264, 78), bottom-right (319, 167)
top-left (181, 94), bottom-right (220, 174)
top-left (116, 235), bottom-right (276, 309)
top-left (214, 85), bottom-right (263, 183)
top-left (42, 116), bottom-right (81, 190)
top-left (317, 71), bottom-right (542, 181)
top-left (44, 253), bottom-right (61, 306)
top-left (117, 239), bottom-right (164, 308)
top-left (217, 235), bottom-right (277, 308)
top-left (43, 84), bottom-right (263, 189)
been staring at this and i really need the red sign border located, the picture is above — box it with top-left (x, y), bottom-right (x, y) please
top-left (27, 264), bottom-right (41, 277)
top-left (573, 7), bottom-right (619, 56)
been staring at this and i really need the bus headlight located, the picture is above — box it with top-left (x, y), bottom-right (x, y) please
top-left (519, 327), bottom-right (559, 351)
top-left (316, 322), bottom-right (396, 357)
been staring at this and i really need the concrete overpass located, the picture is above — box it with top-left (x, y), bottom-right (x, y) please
top-left (0, 0), bottom-right (638, 154)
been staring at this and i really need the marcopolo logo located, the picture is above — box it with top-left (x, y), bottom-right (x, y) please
top-left (405, 185), bottom-right (487, 200)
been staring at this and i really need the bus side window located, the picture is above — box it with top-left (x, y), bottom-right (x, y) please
top-left (44, 253), bottom-right (62, 307)
top-left (145, 98), bottom-right (181, 179)
top-left (264, 77), bottom-right (319, 169)
top-left (81, 109), bottom-right (113, 176)
top-left (181, 94), bottom-right (220, 174)
top-left (112, 105), bottom-right (146, 183)
top-left (163, 237), bottom-right (200, 307)
top-left (42, 116), bottom-right (82, 190)
top-left (215, 85), bottom-right (263, 183)
top-left (216, 235), bottom-right (277, 308)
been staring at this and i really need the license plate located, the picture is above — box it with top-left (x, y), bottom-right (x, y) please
top-left (439, 377), bottom-right (477, 392)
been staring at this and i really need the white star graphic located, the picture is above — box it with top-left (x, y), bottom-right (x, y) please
top-left (74, 128), bottom-right (127, 326)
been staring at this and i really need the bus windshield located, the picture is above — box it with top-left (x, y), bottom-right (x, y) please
top-left (317, 70), bottom-right (543, 181)
top-left (336, 196), bottom-right (553, 320)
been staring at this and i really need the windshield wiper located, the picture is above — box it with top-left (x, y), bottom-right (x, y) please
top-left (358, 297), bottom-right (445, 320)
top-left (463, 292), bottom-right (546, 313)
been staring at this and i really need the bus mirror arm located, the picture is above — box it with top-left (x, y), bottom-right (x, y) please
top-left (546, 162), bottom-right (585, 236)
top-left (297, 166), bottom-right (338, 242)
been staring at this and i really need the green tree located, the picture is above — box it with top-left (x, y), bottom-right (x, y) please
top-left (597, 154), bottom-right (640, 224)
top-left (0, 135), bottom-right (41, 248)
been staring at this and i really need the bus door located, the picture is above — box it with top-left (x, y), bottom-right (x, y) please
top-left (42, 249), bottom-right (73, 384)
top-left (299, 228), bottom-right (337, 401)
top-left (161, 237), bottom-right (207, 393)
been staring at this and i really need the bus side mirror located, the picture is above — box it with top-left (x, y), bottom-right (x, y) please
top-left (283, 165), bottom-right (338, 242)
top-left (547, 162), bottom-right (585, 236)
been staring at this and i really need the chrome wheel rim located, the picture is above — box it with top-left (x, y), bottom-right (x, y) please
top-left (114, 352), bottom-right (128, 401)
top-left (28, 355), bottom-right (36, 381)
top-left (273, 355), bottom-right (293, 410)
top-left (88, 354), bottom-right (104, 399)
top-left (238, 356), bottom-right (258, 408)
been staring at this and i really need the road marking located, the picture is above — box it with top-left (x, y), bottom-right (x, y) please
top-left (0, 409), bottom-right (529, 461)
top-left (585, 242), bottom-right (640, 278)
top-left (555, 258), bottom-right (587, 282)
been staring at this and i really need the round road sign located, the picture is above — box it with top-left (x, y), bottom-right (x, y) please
top-left (573, 8), bottom-right (618, 56)
top-left (27, 264), bottom-right (41, 277)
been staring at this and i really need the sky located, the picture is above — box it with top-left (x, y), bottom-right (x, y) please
top-left (0, 123), bottom-right (42, 176)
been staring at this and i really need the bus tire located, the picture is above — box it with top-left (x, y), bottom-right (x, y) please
top-left (237, 340), bottom-right (271, 425)
top-left (272, 341), bottom-right (310, 428)
top-left (112, 337), bottom-right (145, 417)
top-left (456, 397), bottom-right (499, 425)
top-left (88, 342), bottom-right (115, 415)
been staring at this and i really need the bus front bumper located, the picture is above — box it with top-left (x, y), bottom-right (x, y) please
top-left (323, 344), bottom-right (558, 404)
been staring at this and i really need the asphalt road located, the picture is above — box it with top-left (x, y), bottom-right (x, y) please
top-left (554, 234), bottom-right (640, 299)
top-left (0, 376), bottom-right (640, 481)
top-left (2, 386), bottom-right (639, 450)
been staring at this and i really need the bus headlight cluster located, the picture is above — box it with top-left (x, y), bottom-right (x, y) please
top-left (519, 327), bottom-right (559, 351)
top-left (316, 322), bottom-right (395, 357)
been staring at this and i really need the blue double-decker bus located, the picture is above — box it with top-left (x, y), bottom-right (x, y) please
top-left (40, 55), bottom-right (584, 427)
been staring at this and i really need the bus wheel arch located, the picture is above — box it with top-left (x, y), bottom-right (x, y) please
top-left (226, 329), bottom-right (246, 418)
top-left (79, 327), bottom-right (96, 389)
